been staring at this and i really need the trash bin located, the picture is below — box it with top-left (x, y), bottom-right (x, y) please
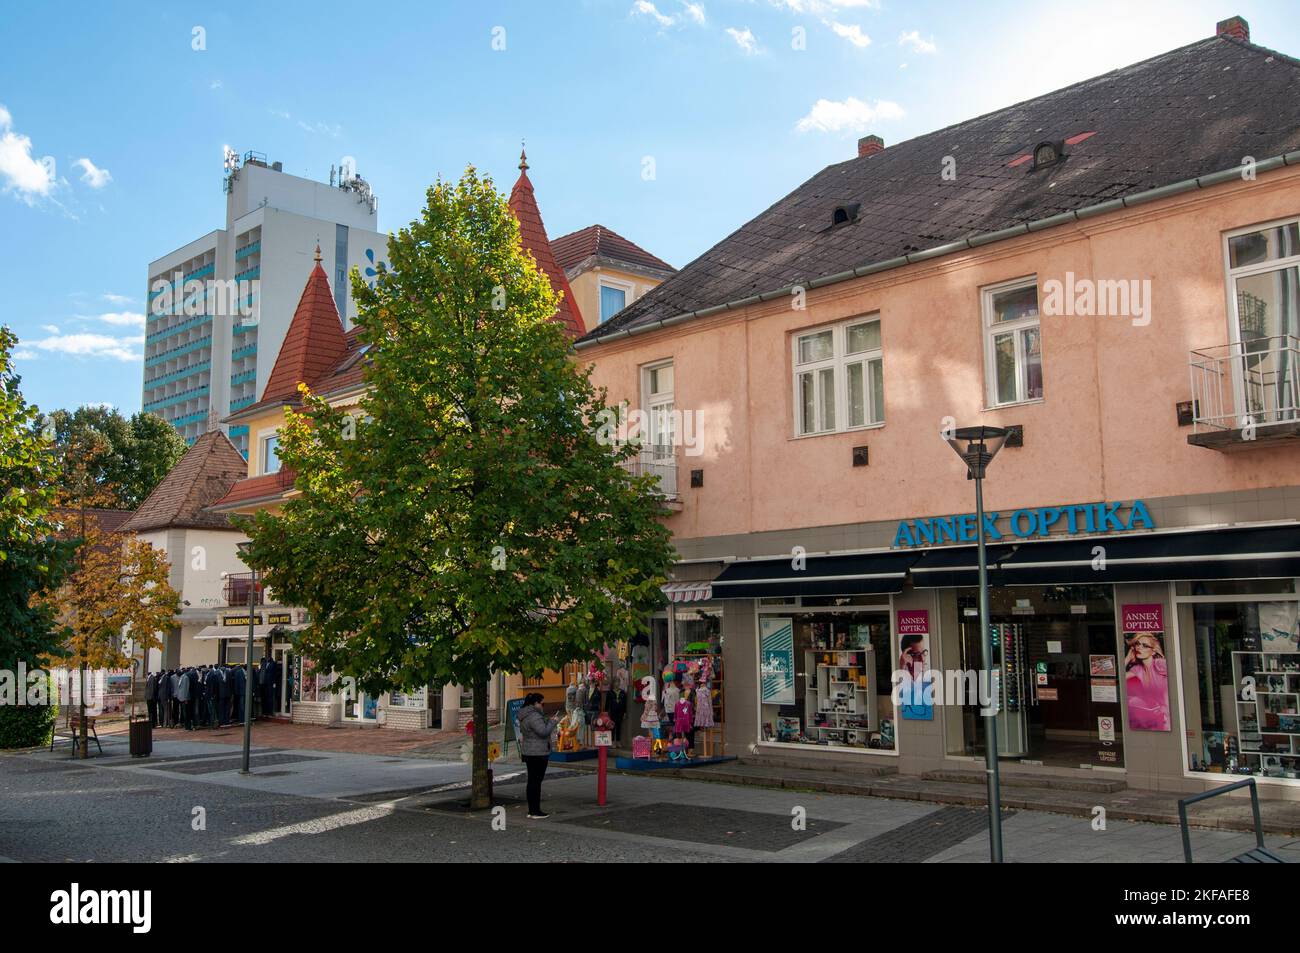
top-left (128, 717), bottom-right (153, 758)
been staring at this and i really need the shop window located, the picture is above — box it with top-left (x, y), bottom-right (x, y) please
top-left (949, 585), bottom-right (1122, 768)
top-left (1181, 593), bottom-right (1300, 780)
top-left (982, 278), bottom-right (1042, 407)
top-left (793, 316), bottom-right (884, 436)
top-left (758, 610), bottom-right (894, 751)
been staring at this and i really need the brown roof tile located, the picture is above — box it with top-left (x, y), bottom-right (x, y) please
top-left (120, 431), bottom-right (248, 533)
top-left (508, 152), bottom-right (585, 337)
top-left (209, 468), bottom-right (298, 511)
top-left (552, 224), bottom-right (675, 276)
top-left (237, 250), bottom-right (349, 417)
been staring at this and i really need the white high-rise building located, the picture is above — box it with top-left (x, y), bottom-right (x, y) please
top-left (144, 152), bottom-right (387, 454)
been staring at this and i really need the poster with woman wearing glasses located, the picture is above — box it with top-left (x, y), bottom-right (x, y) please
top-left (1122, 604), bottom-right (1170, 731)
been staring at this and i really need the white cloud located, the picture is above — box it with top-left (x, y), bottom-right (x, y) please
top-left (725, 26), bottom-right (760, 54)
top-left (297, 120), bottom-right (342, 137)
top-left (632, 0), bottom-right (675, 27)
top-left (23, 331), bottom-right (143, 362)
top-left (41, 324), bottom-right (60, 334)
top-left (771, 0), bottom-right (879, 13)
top-left (898, 30), bottom-right (937, 54)
top-left (795, 96), bottom-right (905, 133)
top-left (681, 1), bottom-right (706, 25)
top-left (74, 157), bottom-right (112, 189)
top-left (12, 349), bottom-right (36, 360)
top-left (0, 104), bottom-right (56, 202)
top-left (209, 80), bottom-right (223, 90)
top-left (102, 293), bottom-right (135, 306)
top-left (91, 311), bottom-right (145, 328)
top-left (826, 20), bottom-right (871, 47)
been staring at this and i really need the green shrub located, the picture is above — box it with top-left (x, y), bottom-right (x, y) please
top-left (0, 699), bottom-right (58, 749)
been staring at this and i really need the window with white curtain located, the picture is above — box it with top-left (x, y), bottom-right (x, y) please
top-left (792, 316), bottom-right (884, 436)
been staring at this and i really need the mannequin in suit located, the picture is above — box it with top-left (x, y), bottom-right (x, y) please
top-left (145, 671), bottom-right (159, 727)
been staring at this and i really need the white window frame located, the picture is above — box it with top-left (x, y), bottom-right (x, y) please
top-left (1222, 215), bottom-right (1300, 346)
top-left (640, 359), bottom-right (675, 458)
top-left (258, 430), bottom-right (281, 475)
top-left (791, 315), bottom-right (885, 437)
top-left (598, 276), bottom-right (634, 324)
top-left (981, 276), bottom-right (1043, 408)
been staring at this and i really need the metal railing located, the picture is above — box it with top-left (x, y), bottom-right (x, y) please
top-left (1189, 334), bottom-right (1300, 432)
top-left (618, 445), bottom-right (678, 499)
top-left (223, 572), bottom-right (279, 608)
top-left (1176, 777), bottom-right (1272, 863)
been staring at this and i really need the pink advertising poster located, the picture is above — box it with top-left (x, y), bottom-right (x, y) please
top-left (897, 609), bottom-right (932, 721)
top-left (1121, 604), bottom-right (1170, 731)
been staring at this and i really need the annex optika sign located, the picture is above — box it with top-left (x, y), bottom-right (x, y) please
top-left (892, 499), bottom-right (1155, 548)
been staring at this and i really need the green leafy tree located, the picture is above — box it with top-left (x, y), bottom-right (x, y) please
top-left (0, 327), bottom-right (76, 747)
top-left (242, 168), bottom-right (675, 808)
top-left (0, 327), bottom-right (76, 670)
top-left (49, 405), bottom-right (187, 509)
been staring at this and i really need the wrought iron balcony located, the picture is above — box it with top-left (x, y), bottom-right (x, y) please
top-left (223, 572), bottom-right (280, 608)
top-left (618, 445), bottom-right (678, 500)
top-left (1188, 334), bottom-right (1300, 450)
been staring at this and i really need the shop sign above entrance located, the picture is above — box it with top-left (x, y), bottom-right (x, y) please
top-left (891, 499), bottom-right (1155, 549)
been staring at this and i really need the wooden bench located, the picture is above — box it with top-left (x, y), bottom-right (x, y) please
top-left (50, 711), bottom-right (103, 755)
top-left (1178, 777), bottom-right (1287, 863)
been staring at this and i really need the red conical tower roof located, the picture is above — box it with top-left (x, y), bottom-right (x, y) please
top-left (259, 246), bottom-right (350, 405)
top-left (508, 148), bottom-right (584, 338)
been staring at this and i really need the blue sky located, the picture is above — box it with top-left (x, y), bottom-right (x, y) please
top-left (2, 0), bottom-right (1297, 415)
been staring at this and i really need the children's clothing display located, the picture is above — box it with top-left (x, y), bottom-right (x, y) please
top-left (673, 695), bottom-right (694, 735)
top-left (662, 684), bottom-right (680, 716)
top-left (640, 700), bottom-right (660, 730)
top-left (694, 685), bottom-right (715, 728)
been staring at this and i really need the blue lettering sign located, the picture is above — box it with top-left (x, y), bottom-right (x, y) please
top-left (892, 500), bottom-right (1155, 548)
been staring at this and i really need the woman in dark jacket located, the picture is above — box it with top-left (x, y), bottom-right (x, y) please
top-left (518, 693), bottom-right (562, 819)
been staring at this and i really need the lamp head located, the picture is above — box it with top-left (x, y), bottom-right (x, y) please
top-left (943, 425), bottom-right (1009, 480)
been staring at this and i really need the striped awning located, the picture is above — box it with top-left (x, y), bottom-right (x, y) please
top-left (662, 581), bottom-right (713, 603)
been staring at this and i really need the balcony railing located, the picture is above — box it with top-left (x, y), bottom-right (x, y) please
top-left (618, 446), bottom-right (678, 500)
top-left (223, 572), bottom-right (280, 608)
top-left (1189, 334), bottom-right (1300, 434)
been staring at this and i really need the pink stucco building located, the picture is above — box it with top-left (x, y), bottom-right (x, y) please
top-left (578, 16), bottom-right (1300, 797)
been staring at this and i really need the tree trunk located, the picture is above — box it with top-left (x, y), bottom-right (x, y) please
top-left (469, 675), bottom-right (491, 810)
top-left (79, 663), bottom-right (88, 760)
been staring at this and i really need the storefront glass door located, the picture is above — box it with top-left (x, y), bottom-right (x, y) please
top-left (342, 688), bottom-right (377, 721)
top-left (272, 646), bottom-right (293, 717)
top-left (956, 585), bottom-right (1123, 768)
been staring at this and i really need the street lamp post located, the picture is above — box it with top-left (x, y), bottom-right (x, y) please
top-left (943, 425), bottom-right (1010, 863)
top-left (236, 542), bottom-right (257, 775)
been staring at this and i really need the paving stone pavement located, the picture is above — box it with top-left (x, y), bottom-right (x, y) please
top-left (820, 806), bottom-right (1010, 863)
top-left (8, 736), bottom-right (1300, 863)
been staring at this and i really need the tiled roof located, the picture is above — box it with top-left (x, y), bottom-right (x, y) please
top-left (582, 32), bottom-right (1300, 343)
top-left (238, 252), bottom-right (349, 416)
top-left (54, 507), bottom-right (137, 537)
top-left (120, 430), bottom-right (248, 533)
top-left (508, 153), bottom-right (585, 337)
top-left (315, 326), bottom-right (370, 398)
top-left (552, 224), bottom-right (676, 277)
top-left (208, 468), bottom-right (298, 511)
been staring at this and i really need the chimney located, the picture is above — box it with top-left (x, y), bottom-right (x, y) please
top-left (858, 135), bottom-right (884, 158)
top-left (1216, 15), bottom-right (1249, 42)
